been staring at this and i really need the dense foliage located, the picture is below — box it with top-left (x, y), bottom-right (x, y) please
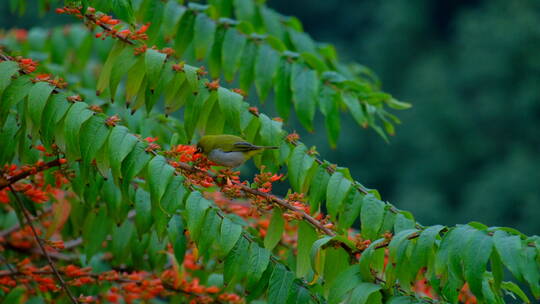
top-left (0, 1), bottom-right (538, 303)
top-left (269, 0), bottom-right (540, 236)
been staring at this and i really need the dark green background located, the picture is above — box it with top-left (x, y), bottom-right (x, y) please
top-left (2, 0), bottom-right (539, 235)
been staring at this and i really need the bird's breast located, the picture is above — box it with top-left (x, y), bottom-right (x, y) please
top-left (208, 149), bottom-right (246, 167)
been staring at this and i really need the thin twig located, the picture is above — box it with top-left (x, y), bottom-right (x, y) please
top-left (8, 185), bottom-right (78, 303)
top-left (0, 159), bottom-right (62, 191)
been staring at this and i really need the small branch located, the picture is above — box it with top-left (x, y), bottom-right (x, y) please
top-left (0, 159), bottom-right (63, 191)
top-left (8, 185), bottom-right (79, 304)
top-left (83, 13), bottom-right (135, 45)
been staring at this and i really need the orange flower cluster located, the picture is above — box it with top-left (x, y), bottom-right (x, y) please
top-left (205, 79), bottom-right (220, 91)
top-left (57, 6), bottom-right (149, 42)
top-left (55, 6), bottom-right (86, 18)
top-left (253, 167), bottom-right (283, 193)
top-left (458, 283), bottom-right (478, 304)
top-left (10, 181), bottom-right (48, 204)
top-left (286, 132), bottom-right (300, 143)
top-left (282, 193), bottom-right (310, 221)
top-left (7, 226), bottom-right (36, 249)
top-left (16, 56), bottom-right (38, 73)
top-left (33, 73), bottom-right (68, 89)
top-left (12, 29), bottom-right (28, 42)
top-left (169, 145), bottom-right (200, 163)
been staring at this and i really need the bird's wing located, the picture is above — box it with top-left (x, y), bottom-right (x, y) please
top-left (229, 141), bottom-right (262, 152)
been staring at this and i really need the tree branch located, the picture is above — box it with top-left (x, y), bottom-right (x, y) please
top-left (8, 185), bottom-right (79, 303)
top-left (0, 159), bottom-right (62, 191)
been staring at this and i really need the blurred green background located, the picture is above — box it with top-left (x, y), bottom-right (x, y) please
top-left (1, 0), bottom-right (539, 235)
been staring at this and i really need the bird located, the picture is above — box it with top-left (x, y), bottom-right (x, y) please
top-left (196, 134), bottom-right (279, 167)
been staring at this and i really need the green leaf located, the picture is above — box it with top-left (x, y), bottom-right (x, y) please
top-left (410, 225), bottom-right (445, 275)
top-left (108, 126), bottom-right (138, 180)
top-left (1, 75), bottom-right (32, 124)
top-left (386, 296), bottom-right (415, 304)
top-left (288, 29), bottom-right (317, 53)
top-left (41, 93), bottom-right (71, 147)
top-left (80, 115), bottom-right (109, 168)
top-left (348, 283), bottom-right (382, 304)
top-left (326, 172), bottom-right (352, 218)
top-left (0, 115), bottom-right (18, 164)
top-left (217, 87), bottom-right (242, 132)
top-left (338, 191), bottom-right (364, 230)
top-left (168, 215), bottom-right (187, 264)
top-left (501, 281), bottom-right (531, 304)
top-left (83, 205), bottom-right (111, 259)
top-left (96, 41), bottom-right (125, 96)
top-left (183, 89), bottom-right (205, 142)
top-left (217, 216), bottom-right (243, 257)
top-left (268, 264), bottom-right (295, 304)
top-left (1, 286), bottom-right (25, 303)
top-left (342, 91), bottom-right (367, 127)
top-left (254, 44), bottom-right (280, 101)
top-left (493, 230), bottom-right (524, 282)
top-left (221, 28), bottom-right (246, 82)
top-left (174, 9), bottom-right (195, 57)
top-left (198, 210), bottom-right (221, 256)
top-left (323, 247), bottom-right (350, 291)
top-left (26, 82), bottom-right (54, 130)
top-left (260, 7), bottom-right (284, 38)
top-left (224, 236), bottom-right (250, 284)
top-left (161, 175), bottom-right (187, 214)
top-left (125, 57), bottom-right (146, 104)
top-left (147, 155), bottom-right (175, 206)
top-left (464, 230), bottom-right (493, 300)
top-left (360, 194), bottom-right (385, 240)
top-left (0, 61), bottom-right (20, 94)
top-left (520, 246), bottom-right (540, 299)
top-left (209, 26), bottom-right (225, 78)
top-left (246, 242), bottom-right (271, 288)
top-left (185, 192), bottom-right (211, 242)
top-left (63, 102), bottom-right (93, 160)
top-left (296, 221), bottom-right (318, 277)
top-left (491, 249), bottom-right (504, 294)
top-left (238, 40), bottom-right (257, 91)
top-left (288, 144), bottom-right (315, 193)
top-left (145, 49), bottom-right (167, 91)
top-left (164, 72), bottom-right (187, 114)
top-left (291, 63), bottom-right (318, 131)
top-left (275, 58), bottom-right (293, 120)
top-left (328, 265), bottom-right (362, 304)
top-left (388, 229), bottom-right (418, 265)
top-left (112, 0), bottom-right (134, 23)
top-left (308, 166), bottom-right (330, 213)
top-left (135, 188), bottom-right (153, 237)
top-left (121, 141), bottom-right (151, 195)
top-left (359, 239), bottom-right (386, 281)
top-left (110, 47), bottom-right (138, 100)
top-left (394, 212), bottom-right (416, 233)
top-left (193, 13), bottom-right (216, 60)
top-left (319, 85), bottom-right (340, 147)
top-left (301, 52), bottom-right (328, 73)
top-left (265, 208), bottom-right (285, 250)
top-left (386, 98), bottom-right (412, 110)
top-left (310, 236), bottom-right (333, 275)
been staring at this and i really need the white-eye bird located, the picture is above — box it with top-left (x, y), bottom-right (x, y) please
top-left (196, 134), bottom-right (278, 167)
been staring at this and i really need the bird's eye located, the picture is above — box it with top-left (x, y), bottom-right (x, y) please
top-left (196, 146), bottom-right (202, 153)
